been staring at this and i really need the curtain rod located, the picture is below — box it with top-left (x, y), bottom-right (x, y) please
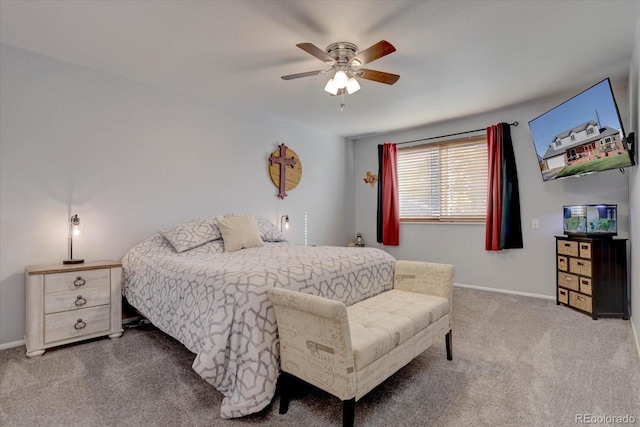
top-left (396, 121), bottom-right (519, 146)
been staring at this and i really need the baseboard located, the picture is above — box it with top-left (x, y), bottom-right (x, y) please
top-left (0, 339), bottom-right (24, 351)
top-left (632, 317), bottom-right (640, 361)
top-left (454, 282), bottom-right (555, 301)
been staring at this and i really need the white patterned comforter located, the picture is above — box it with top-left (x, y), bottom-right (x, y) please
top-left (121, 234), bottom-right (395, 419)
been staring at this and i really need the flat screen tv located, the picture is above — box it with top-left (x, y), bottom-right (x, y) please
top-left (528, 78), bottom-right (635, 182)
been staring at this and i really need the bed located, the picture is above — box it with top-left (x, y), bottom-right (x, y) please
top-left (121, 215), bottom-right (395, 419)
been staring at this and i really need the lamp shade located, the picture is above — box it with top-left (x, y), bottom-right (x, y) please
top-left (70, 214), bottom-right (83, 237)
top-left (63, 214), bottom-right (84, 264)
top-left (324, 78), bottom-right (339, 95)
top-left (346, 77), bottom-right (361, 94)
top-left (334, 70), bottom-right (348, 89)
top-left (281, 215), bottom-right (290, 232)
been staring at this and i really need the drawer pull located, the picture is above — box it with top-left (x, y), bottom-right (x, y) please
top-left (577, 262), bottom-right (584, 266)
top-left (75, 296), bottom-right (87, 307)
top-left (74, 319), bottom-right (86, 330)
top-left (565, 276), bottom-right (572, 281)
top-left (581, 245), bottom-right (588, 249)
top-left (577, 296), bottom-right (584, 301)
top-left (564, 243), bottom-right (570, 247)
top-left (74, 277), bottom-right (86, 287)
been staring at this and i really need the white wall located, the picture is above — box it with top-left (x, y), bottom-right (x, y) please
top-left (0, 44), bottom-right (354, 346)
top-left (628, 14), bottom-right (640, 354)
top-left (353, 87), bottom-right (631, 299)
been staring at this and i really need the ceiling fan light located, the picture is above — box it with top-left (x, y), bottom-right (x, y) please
top-left (346, 77), bottom-right (361, 94)
top-left (324, 78), bottom-right (339, 95)
top-left (334, 70), bottom-right (348, 89)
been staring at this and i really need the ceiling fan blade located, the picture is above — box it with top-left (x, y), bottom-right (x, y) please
top-left (296, 43), bottom-right (336, 64)
top-left (352, 40), bottom-right (396, 66)
top-left (358, 69), bottom-right (400, 85)
top-left (281, 70), bottom-right (327, 80)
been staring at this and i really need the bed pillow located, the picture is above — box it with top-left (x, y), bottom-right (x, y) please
top-left (256, 216), bottom-right (287, 242)
top-left (223, 214), bottom-right (287, 242)
top-left (159, 217), bottom-right (222, 253)
top-left (216, 215), bottom-right (265, 252)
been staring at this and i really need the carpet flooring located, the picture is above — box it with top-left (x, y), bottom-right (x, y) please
top-left (1, 287), bottom-right (639, 426)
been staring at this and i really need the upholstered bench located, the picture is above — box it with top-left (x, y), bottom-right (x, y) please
top-left (267, 260), bottom-right (454, 427)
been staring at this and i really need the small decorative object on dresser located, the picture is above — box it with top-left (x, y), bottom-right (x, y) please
top-left (24, 260), bottom-right (123, 357)
top-left (555, 236), bottom-right (629, 320)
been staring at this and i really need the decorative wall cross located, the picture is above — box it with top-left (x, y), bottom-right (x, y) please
top-left (268, 143), bottom-right (302, 199)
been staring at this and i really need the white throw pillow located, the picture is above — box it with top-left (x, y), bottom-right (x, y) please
top-left (216, 215), bottom-right (265, 252)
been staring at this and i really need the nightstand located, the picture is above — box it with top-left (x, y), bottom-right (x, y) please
top-left (24, 260), bottom-right (123, 357)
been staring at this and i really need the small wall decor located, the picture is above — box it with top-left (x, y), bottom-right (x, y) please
top-left (363, 171), bottom-right (378, 187)
top-left (269, 143), bottom-right (302, 199)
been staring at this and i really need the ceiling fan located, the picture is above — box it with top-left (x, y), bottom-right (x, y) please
top-left (281, 40), bottom-right (400, 96)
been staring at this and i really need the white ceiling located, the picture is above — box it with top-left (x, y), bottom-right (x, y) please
top-left (1, 1), bottom-right (639, 138)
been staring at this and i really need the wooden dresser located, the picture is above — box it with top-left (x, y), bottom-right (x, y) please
top-left (555, 236), bottom-right (629, 320)
top-left (24, 260), bottom-right (123, 357)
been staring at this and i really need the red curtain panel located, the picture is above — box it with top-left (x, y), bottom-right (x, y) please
top-left (377, 143), bottom-right (400, 245)
top-left (485, 123), bottom-right (523, 251)
top-left (486, 125), bottom-right (503, 250)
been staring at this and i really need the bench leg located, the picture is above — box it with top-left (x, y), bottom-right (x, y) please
top-left (279, 372), bottom-right (291, 414)
top-left (445, 330), bottom-right (453, 361)
top-left (343, 398), bottom-right (355, 427)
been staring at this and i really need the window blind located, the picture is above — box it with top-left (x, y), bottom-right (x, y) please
top-left (397, 136), bottom-right (487, 222)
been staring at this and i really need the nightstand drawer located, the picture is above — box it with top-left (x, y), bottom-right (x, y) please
top-left (557, 240), bottom-right (578, 257)
top-left (569, 258), bottom-right (591, 277)
top-left (44, 305), bottom-right (111, 344)
top-left (44, 286), bottom-right (111, 314)
top-left (558, 272), bottom-right (579, 291)
top-left (45, 269), bottom-right (110, 294)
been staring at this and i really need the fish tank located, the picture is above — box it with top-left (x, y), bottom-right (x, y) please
top-left (563, 204), bottom-right (617, 237)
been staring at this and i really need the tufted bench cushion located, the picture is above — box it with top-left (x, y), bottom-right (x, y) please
top-left (347, 290), bottom-right (449, 371)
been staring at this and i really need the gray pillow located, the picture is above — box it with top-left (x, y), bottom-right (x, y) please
top-left (159, 217), bottom-right (222, 253)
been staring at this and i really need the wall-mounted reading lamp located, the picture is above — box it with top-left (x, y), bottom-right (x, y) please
top-left (280, 215), bottom-right (290, 232)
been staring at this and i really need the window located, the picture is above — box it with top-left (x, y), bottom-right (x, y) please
top-left (586, 127), bottom-right (594, 136)
top-left (397, 136), bottom-right (487, 222)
